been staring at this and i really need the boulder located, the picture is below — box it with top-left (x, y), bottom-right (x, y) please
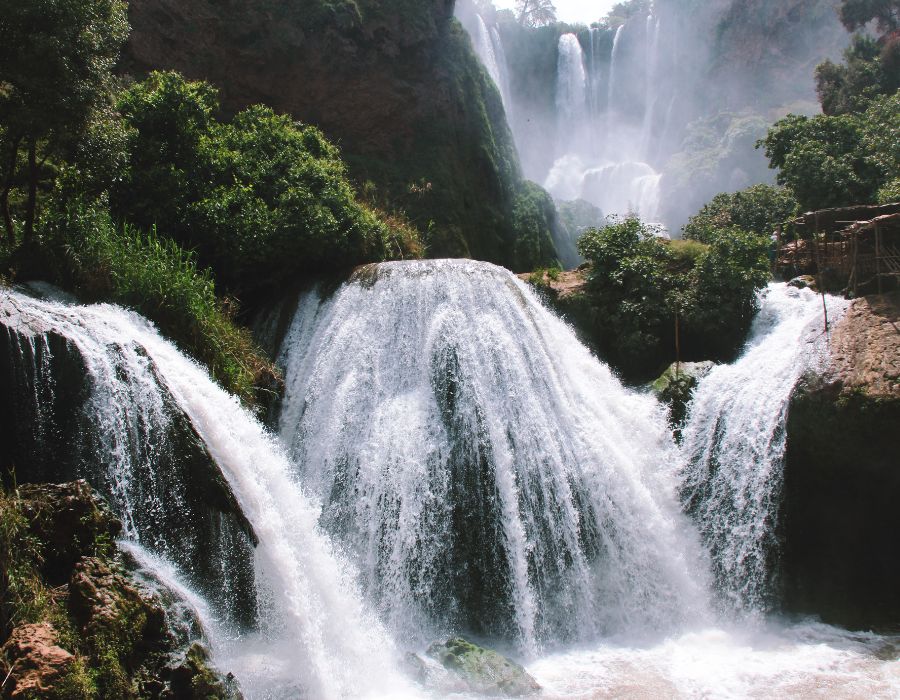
top-left (782, 291), bottom-right (900, 627)
top-left (0, 623), bottom-right (74, 699)
top-left (787, 275), bottom-right (818, 291)
top-left (426, 637), bottom-right (541, 697)
top-left (651, 361), bottom-right (716, 431)
top-left (168, 642), bottom-right (243, 700)
top-left (68, 557), bottom-right (168, 668)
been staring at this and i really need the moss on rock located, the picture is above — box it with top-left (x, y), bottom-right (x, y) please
top-left (426, 637), bottom-right (541, 697)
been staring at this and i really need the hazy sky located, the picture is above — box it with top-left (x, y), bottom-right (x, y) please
top-left (492, 0), bottom-right (617, 24)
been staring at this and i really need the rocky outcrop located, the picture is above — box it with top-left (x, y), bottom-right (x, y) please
top-left (17, 481), bottom-right (122, 584)
top-left (0, 481), bottom-right (239, 699)
top-left (122, 0), bottom-right (557, 270)
top-left (0, 624), bottom-right (74, 699)
top-left (781, 291), bottom-right (900, 627)
top-left (0, 289), bottom-right (258, 628)
top-left (426, 637), bottom-right (541, 697)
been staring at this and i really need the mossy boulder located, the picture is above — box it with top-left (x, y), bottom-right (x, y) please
top-left (426, 637), bottom-right (541, 697)
top-left (781, 292), bottom-right (900, 627)
top-left (1, 480), bottom-right (241, 699)
top-left (651, 361), bottom-right (716, 431)
top-left (0, 623), bottom-right (75, 699)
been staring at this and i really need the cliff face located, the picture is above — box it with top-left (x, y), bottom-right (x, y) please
top-left (710, 0), bottom-right (847, 110)
top-left (781, 292), bottom-right (900, 628)
top-left (124, 0), bottom-right (555, 270)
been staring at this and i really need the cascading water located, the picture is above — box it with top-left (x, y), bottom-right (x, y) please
top-left (474, 14), bottom-right (511, 110)
top-left (273, 260), bottom-right (711, 653)
top-left (555, 33), bottom-right (589, 154)
top-left (607, 24), bottom-right (625, 110)
top-left (3, 268), bottom-right (899, 697)
top-left (0, 287), bottom-right (414, 699)
top-left (679, 283), bottom-right (851, 614)
top-left (543, 19), bottom-right (664, 223)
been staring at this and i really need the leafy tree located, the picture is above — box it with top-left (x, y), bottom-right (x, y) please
top-left (684, 185), bottom-right (799, 242)
top-left (838, 0), bottom-right (900, 34)
top-left (576, 217), bottom-right (770, 378)
top-left (0, 0), bottom-right (129, 244)
top-left (816, 34), bottom-right (898, 115)
top-left (112, 72), bottom-right (420, 300)
top-left (515, 0), bottom-right (557, 27)
top-left (760, 93), bottom-right (898, 211)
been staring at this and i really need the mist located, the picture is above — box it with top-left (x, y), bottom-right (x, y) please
top-left (456, 0), bottom-right (848, 238)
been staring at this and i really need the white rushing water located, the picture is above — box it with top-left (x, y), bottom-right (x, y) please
top-left (4, 269), bottom-right (899, 699)
top-left (680, 284), bottom-right (851, 614)
top-left (1, 287), bottom-right (415, 700)
top-left (274, 260), bottom-right (710, 654)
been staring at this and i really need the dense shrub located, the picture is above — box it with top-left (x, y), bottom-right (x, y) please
top-left (39, 198), bottom-right (274, 403)
top-left (683, 185), bottom-right (799, 242)
top-left (113, 71), bottom-right (422, 301)
top-left (576, 217), bottom-right (770, 378)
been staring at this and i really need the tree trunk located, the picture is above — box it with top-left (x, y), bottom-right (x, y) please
top-left (1, 136), bottom-right (21, 246)
top-left (23, 138), bottom-right (37, 242)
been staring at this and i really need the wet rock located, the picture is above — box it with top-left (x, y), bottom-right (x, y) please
top-left (68, 557), bottom-right (168, 668)
top-left (169, 642), bottom-right (242, 700)
top-left (0, 623), bottom-right (74, 699)
top-left (782, 291), bottom-right (900, 627)
top-left (651, 361), bottom-right (716, 432)
top-left (787, 275), bottom-right (817, 291)
top-left (17, 480), bottom-right (121, 584)
top-left (426, 637), bottom-right (541, 697)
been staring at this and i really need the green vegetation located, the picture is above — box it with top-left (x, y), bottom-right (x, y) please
top-left (113, 72), bottom-right (421, 301)
top-left (0, 5), bottom-right (423, 405)
top-left (760, 92), bottom-right (899, 211)
top-left (0, 0), bottom-right (129, 244)
top-left (761, 0), bottom-right (900, 211)
top-left (576, 217), bottom-right (770, 378)
top-left (510, 181), bottom-right (562, 271)
top-left (683, 185), bottom-right (799, 242)
top-left (39, 198), bottom-right (272, 402)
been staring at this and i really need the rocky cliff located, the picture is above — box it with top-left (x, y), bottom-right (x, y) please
top-left (781, 292), bottom-right (900, 627)
top-left (123, 0), bottom-right (557, 270)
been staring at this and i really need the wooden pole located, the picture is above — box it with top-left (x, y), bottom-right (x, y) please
top-left (851, 230), bottom-right (859, 298)
top-left (876, 222), bottom-right (883, 296)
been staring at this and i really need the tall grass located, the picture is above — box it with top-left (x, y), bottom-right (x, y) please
top-left (40, 199), bottom-right (276, 405)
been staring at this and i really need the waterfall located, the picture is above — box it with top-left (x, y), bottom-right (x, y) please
top-left (490, 25), bottom-right (512, 113)
top-left (580, 161), bottom-right (662, 221)
top-left (555, 33), bottom-right (588, 152)
top-left (274, 260), bottom-right (711, 654)
top-left (0, 288), bottom-right (414, 699)
top-left (474, 14), bottom-right (510, 110)
top-left (607, 24), bottom-right (625, 111)
top-left (679, 284), bottom-right (851, 614)
top-left (639, 15), bottom-right (662, 160)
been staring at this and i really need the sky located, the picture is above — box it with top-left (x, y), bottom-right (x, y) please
top-left (492, 0), bottom-right (618, 24)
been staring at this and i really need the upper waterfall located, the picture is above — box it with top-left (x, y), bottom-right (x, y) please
top-left (273, 259), bottom-right (711, 653)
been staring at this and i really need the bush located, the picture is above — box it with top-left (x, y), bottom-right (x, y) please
top-left (113, 71), bottom-right (421, 301)
top-left (39, 198), bottom-right (274, 404)
top-left (684, 185), bottom-right (799, 242)
top-left (576, 217), bottom-right (770, 378)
